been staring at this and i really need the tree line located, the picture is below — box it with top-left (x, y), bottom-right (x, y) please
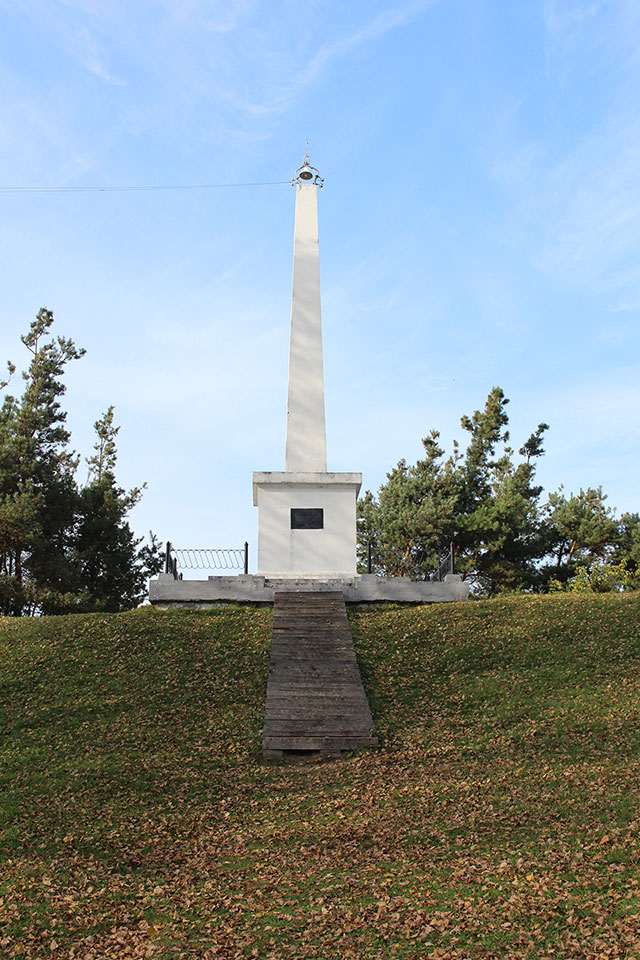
top-left (357, 386), bottom-right (640, 595)
top-left (0, 309), bottom-right (162, 616)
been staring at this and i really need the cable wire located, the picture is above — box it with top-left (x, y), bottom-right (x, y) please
top-left (0, 180), bottom-right (290, 195)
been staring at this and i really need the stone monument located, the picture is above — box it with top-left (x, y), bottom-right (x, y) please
top-left (252, 153), bottom-right (361, 578)
top-left (148, 153), bottom-right (468, 606)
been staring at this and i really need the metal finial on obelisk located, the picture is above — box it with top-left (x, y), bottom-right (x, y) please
top-left (285, 151), bottom-right (327, 472)
top-left (291, 145), bottom-right (324, 187)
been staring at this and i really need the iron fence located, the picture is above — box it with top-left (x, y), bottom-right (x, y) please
top-left (165, 541), bottom-right (249, 580)
top-left (358, 538), bottom-right (456, 581)
top-left (430, 542), bottom-right (455, 582)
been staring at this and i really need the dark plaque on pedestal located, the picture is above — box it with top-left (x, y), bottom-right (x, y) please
top-left (291, 508), bottom-right (324, 529)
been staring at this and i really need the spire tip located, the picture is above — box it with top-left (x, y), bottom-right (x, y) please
top-left (292, 143), bottom-right (323, 187)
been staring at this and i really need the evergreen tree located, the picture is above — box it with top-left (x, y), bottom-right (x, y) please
top-left (455, 388), bottom-right (548, 592)
top-left (615, 512), bottom-right (640, 589)
top-left (357, 431), bottom-right (459, 578)
top-left (73, 406), bottom-right (157, 611)
top-left (0, 310), bottom-right (163, 615)
top-left (541, 487), bottom-right (622, 588)
top-left (358, 387), bottom-right (550, 594)
top-left (358, 387), bottom-right (636, 595)
top-left (0, 309), bottom-right (84, 614)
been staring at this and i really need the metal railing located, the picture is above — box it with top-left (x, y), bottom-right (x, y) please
top-left (359, 538), bottom-right (456, 581)
top-left (430, 542), bottom-right (455, 582)
top-left (165, 541), bottom-right (249, 580)
top-left (165, 544), bottom-right (181, 579)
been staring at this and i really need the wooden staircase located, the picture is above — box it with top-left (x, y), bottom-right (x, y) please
top-left (262, 591), bottom-right (378, 756)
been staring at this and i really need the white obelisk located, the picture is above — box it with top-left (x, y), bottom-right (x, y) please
top-left (285, 173), bottom-right (327, 472)
top-left (252, 153), bottom-right (361, 578)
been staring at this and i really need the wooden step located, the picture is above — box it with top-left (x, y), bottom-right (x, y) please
top-left (262, 591), bottom-right (378, 756)
top-left (263, 735), bottom-right (378, 755)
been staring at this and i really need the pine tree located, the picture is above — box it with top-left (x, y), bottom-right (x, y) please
top-left (616, 512), bottom-right (640, 589)
top-left (541, 486), bottom-right (621, 588)
top-left (0, 309), bottom-right (84, 614)
top-left (357, 387), bottom-right (550, 594)
top-left (357, 431), bottom-right (459, 578)
top-left (73, 407), bottom-right (163, 611)
top-left (0, 310), bottom-right (163, 615)
top-left (457, 389), bottom-right (549, 593)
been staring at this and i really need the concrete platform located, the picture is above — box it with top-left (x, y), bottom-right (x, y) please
top-left (148, 572), bottom-right (469, 607)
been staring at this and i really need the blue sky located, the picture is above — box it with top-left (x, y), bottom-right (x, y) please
top-left (1, 0), bottom-right (639, 570)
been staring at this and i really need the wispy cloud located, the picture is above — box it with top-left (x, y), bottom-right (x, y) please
top-left (154, 0), bottom-right (437, 119)
top-left (543, 1), bottom-right (602, 44)
top-left (70, 25), bottom-right (127, 85)
top-left (532, 112), bottom-right (640, 293)
top-left (0, 0), bottom-right (438, 183)
top-left (299, 0), bottom-right (436, 90)
top-left (5, 0), bottom-right (127, 83)
top-left (6, 0), bottom-right (435, 115)
top-left (490, 2), bottom-right (640, 305)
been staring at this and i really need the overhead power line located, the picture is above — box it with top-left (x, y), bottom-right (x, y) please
top-left (0, 179), bottom-right (291, 195)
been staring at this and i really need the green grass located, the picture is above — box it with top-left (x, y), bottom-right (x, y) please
top-left (1, 594), bottom-right (640, 958)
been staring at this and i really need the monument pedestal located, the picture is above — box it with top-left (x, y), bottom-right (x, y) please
top-left (148, 572), bottom-right (469, 606)
top-left (252, 471), bottom-right (361, 578)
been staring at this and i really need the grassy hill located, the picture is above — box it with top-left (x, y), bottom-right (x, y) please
top-left (1, 594), bottom-right (640, 959)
